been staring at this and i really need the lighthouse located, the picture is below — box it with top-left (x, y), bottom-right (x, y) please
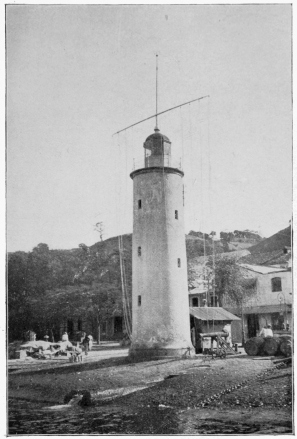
top-left (129, 127), bottom-right (194, 359)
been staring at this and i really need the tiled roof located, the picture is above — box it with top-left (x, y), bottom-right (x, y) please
top-left (219, 249), bottom-right (251, 259)
top-left (239, 264), bottom-right (289, 275)
top-left (189, 306), bottom-right (241, 321)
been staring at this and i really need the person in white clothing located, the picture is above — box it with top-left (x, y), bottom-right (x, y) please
top-left (61, 331), bottom-right (69, 342)
top-left (222, 323), bottom-right (232, 346)
top-left (265, 324), bottom-right (273, 337)
top-left (259, 325), bottom-right (273, 338)
top-left (88, 334), bottom-right (93, 351)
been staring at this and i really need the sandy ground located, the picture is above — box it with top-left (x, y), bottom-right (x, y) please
top-left (8, 343), bottom-right (293, 434)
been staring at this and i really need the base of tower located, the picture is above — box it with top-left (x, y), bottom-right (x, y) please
top-left (129, 346), bottom-right (195, 361)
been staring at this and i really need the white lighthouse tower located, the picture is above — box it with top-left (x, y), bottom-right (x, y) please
top-left (129, 127), bottom-right (194, 359)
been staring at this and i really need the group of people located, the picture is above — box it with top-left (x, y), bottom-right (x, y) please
top-left (259, 321), bottom-right (290, 337)
top-left (55, 331), bottom-right (94, 357)
top-left (61, 332), bottom-right (92, 347)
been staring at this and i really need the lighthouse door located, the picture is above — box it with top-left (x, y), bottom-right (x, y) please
top-left (114, 316), bottom-right (123, 334)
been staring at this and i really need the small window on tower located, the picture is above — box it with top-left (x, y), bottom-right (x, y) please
top-left (138, 200), bottom-right (142, 209)
top-left (138, 246), bottom-right (142, 256)
top-left (175, 210), bottom-right (178, 219)
top-left (177, 258), bottom-right (181, 267)
top-left (138, 295), bottom-right (141, 306)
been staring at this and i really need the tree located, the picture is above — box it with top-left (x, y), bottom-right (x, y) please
top-left (207, 254), bottom-right (257, 306)
top-left (220, 231), bottom-right (234, 242)
top-left (207, 254), bottom-right (257, 343)
top-left (7, 252), bottom-right (31, 340)
top-left (26, 243), bottom-right (52, 295)
top-left (7, 235), bottom-right (133, 341)
top-left (94, 222), bottom-right (104, 242)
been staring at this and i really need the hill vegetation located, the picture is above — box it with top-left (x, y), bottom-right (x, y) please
top-left (8, 232), bottom-right (224, 341)
top-left (247, 226), bottom-right (291, 254)
top-left (7, 237), bottom-right (131, 342)
top-left (7, 227), bottom-right (287, 342)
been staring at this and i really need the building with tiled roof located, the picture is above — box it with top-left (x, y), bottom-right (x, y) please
top-left (188, 243), bottom-right (292, 343)
top-left (225, 259), bottom-right (292, 340)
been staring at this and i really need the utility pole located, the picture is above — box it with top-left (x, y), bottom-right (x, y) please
top-left (95, 307), bottom-right (101, 345)
top-left (241, 301), bottom-right (245, 345)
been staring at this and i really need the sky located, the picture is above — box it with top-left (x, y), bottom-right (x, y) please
top-left (6, 4), bottom-right (292, 252)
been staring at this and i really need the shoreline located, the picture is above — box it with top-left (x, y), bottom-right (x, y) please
top-left (8, 350), bottom-right (293, 434)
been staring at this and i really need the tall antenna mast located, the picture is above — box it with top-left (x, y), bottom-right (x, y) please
top-left (113, 56), bottom-right (210, 136)
top-left (156, 54), bottom-right (158, 130)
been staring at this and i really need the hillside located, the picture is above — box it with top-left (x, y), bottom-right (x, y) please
top-left (7, 233), bottom-right (226, 341)
top-left (90, 232), bottom-right (227, 263)
top-left (227, 242), bottom-right (256, 251)
top-left (8, 226), bottom-right (290, 341)
top-left (247, 226), bottom-right (291, 255)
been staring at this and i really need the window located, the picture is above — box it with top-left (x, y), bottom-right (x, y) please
top-left (101, 322), bottom-right (107, 334)
top-left (175, 210), bottom-right (178, 219)
top-left (271, 312), bottom-right (284, 331)
top-left (271, 277), bottom-right (282, 292)
top-left (210, 295), bottom-right (218, 307)
top-left (192, 298), bottom-right (198, 307)
top-left (138, 295), bottom-right (141, 306)
top-left (177, 258), bottom-right (181, 267)
top-left (138, 200), bottom-right (142, 209)
top-left (138, 246), bottom-right (141, 256)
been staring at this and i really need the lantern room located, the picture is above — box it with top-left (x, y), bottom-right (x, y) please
top-left (143, 127), bottom-right (171, 168)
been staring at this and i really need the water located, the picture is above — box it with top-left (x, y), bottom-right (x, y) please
top-left (8, 398), bottom-right (292, 435)
top-left (8, 399), bottom-right (179, 435)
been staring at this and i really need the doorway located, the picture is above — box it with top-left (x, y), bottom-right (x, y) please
top-left (114, 316), bottom-right (123, 334)
top-left (247, 314), bottom-right (259, 338)
top-left (67, 320), bottom-right (74, 334)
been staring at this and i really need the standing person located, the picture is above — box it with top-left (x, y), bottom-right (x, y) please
top-left (50, 329), bottom-right (55, 343)
top-left (82, 334), bottom-right (90, 356)
top-left (259, 325), bottom-right (267, 338)
top-left (191, 327), bottom-right (196, 348)
top-left (88, 334), bottom-right (93, 351)
top-left (62, 331), bottom-right (69, 342)
top-left (29, 331), bottom-right (36, 341)
top-left (222, 323), bottom-right (232, 346)
top-left (81, 331), bottom-right (86, 343)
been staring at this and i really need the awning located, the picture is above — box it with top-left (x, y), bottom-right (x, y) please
top-left (189, 306), bottom-right (241, 321)
top-left (189, 287), bottom-right (208, 295)
top-left (235, 304), bottom-right (292, 315)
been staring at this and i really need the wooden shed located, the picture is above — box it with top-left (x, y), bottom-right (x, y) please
top-left (189, 306), bottom-right (241, 353)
